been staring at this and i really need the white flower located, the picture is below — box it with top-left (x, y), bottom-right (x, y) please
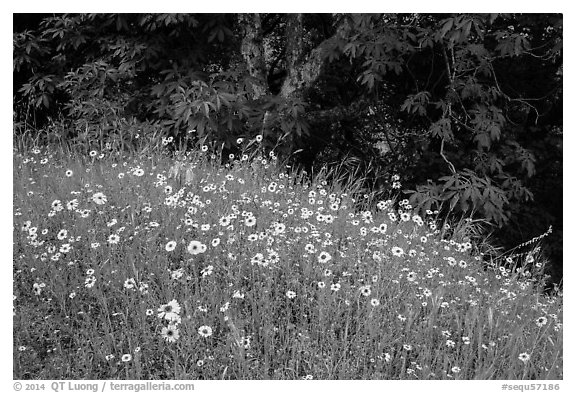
top-left (391, 246), bottom-right (404, 257)
top-left (161, 324), bottom-right (180, 343)
top-left (318, 251), bottom-right (332, 263)
top-left (187, 240), bottom-right (206, 255)
top-left (536, 316), bottom-right (548, 327)
top-left (198, 325), bottom-right (213, 337)
top-left (91, 192), bottom-right (107, 205)
top-left (158, 299), bottom-right (181, 321)
top-left (165, 240), bottom-right (177, 252)
top-left (124, 278), bottom-right (137, 290)
top-left (518, 352), bottom-right (530, 363)
top-left (201, 265), bottom-right (214, 277)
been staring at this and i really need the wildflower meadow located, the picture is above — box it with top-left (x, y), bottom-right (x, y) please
top-left (12, 140), bottom-right (562, 380)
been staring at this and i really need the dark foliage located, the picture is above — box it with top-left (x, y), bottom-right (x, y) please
top-left (13, 13), bottom-right (562, 283)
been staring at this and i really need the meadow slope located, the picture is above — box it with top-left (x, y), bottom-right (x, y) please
top-left (13, 147), bottom-right (562, 380)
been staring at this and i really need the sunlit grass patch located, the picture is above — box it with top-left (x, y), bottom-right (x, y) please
top-left (13, 147), bottom-right (562, 380)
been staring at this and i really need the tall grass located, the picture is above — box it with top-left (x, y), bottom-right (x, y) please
top-left (13, 141), bottom-right (562, 380)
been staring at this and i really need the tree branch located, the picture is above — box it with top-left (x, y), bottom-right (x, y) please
top-left (488, 61), bottom-right (541, 123)
top-left (440, 138), bottom-right (457, 174)
top-left (279, 14), bottom-right (350, 99)
top-left (440, 44), bottom-right (458, 175)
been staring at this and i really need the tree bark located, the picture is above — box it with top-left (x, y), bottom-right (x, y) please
top-left (279, 14), bottom-right (326, 99)
top-left (239, 13), bottom-right (334, 102)
top-left (238, 13), bottom-right (269, 100)
top-left (239, 14), bottom-right (347, 136)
